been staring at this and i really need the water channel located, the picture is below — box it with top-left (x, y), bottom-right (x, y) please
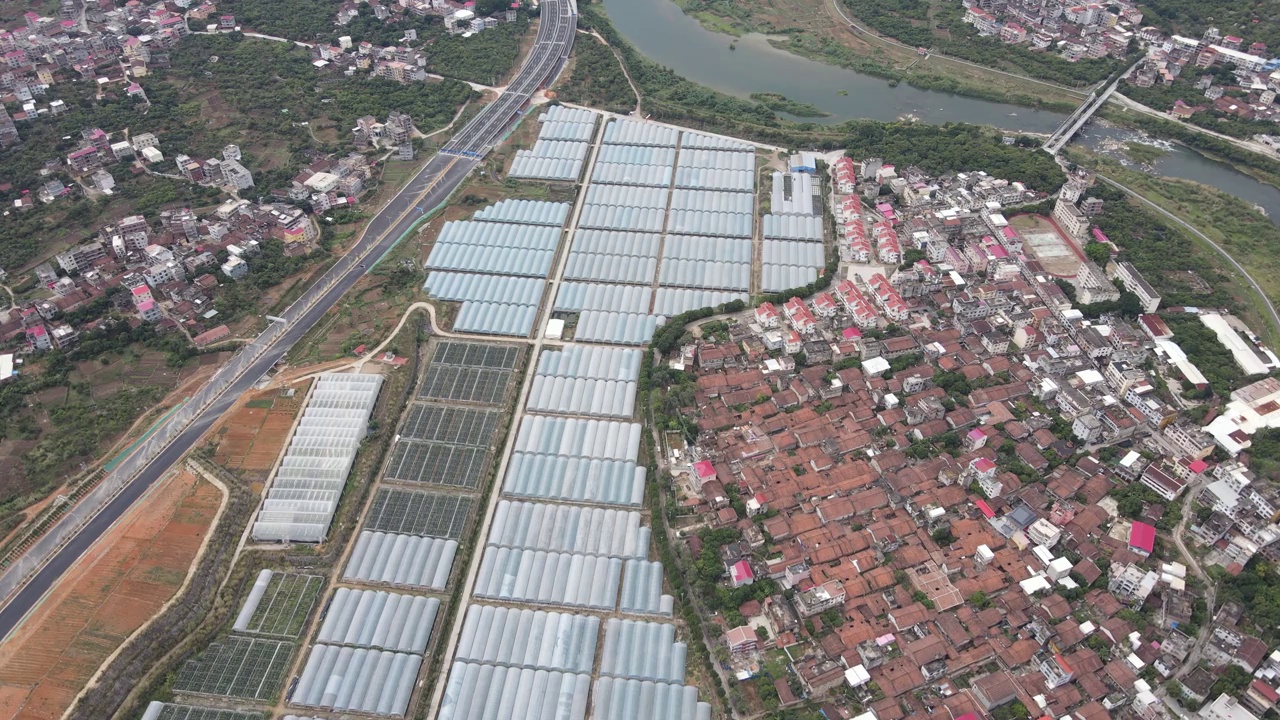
top-left (600, 0), bottom-right (1280, 221)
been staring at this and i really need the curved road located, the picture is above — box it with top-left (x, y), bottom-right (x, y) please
top-left (0, 0), bottom-right (575, 640)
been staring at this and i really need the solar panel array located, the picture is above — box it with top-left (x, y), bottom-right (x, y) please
top-left (251, 373), bottom-right (384, 543)
top-left (509, 105), bottom-right (597, 181)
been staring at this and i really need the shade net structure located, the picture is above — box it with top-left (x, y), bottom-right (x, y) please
top-left (252, 373), bottom-right (384, 542)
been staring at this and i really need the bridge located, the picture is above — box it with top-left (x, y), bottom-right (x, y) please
top-left (1042, 59), bottom-right (1143, 155)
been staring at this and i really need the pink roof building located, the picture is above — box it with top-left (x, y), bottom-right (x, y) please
top-left (730, 560), bottom-right (754, 588)
top-left (1128, 521), bottom-right (1156, 556)
top-left (693, 460), bottom-right (716, 483)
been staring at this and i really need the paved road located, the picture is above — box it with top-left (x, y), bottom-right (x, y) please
top-left (0, 0), bottom-right (577, 638)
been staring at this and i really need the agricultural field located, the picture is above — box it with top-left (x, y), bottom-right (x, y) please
top-left (239, 574), bottom-right (325, 638)
top-left (152, 706), bottom-right (264, 720)
top-left (213, 383), bottom-right (310, 480)
top-left (364, 489), bottom-right (474, 539)
top-left (0, 470), bottom-right (221, 720)
top-left (171, 636), bottom-right (294, 702)
top-left (416, 342), bottom-right (521, 405)
top-left (398, 405), bottom-right (502, 445)
top-left (382, 439), bottom-right (492, 489)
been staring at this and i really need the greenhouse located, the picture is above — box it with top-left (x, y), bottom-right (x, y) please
top-left (438, 663), bottom-right (590, 720)
top-left (665, 209), bottom-right (752, 238)
top-left (251, 373), bottom-right (384, 543)
top-left (661, 236), bottom-right (752, 264)
top-left (676, 149), bottom-right (754, 172)
top-left (652, 289), bottom-right (747, 317)
top-left (574, 311), bottom-right (664, 345)
top-left (602, 119), bottom-right (679, 147)
top-left (473, 547), bottom-right (623, 609)
top-left (679, 130), bottom-right (754, 152)
top-left (342, 531), bottom-right (457, 590)
top-left (578, 204), bottom-right (667, 233)
top-left (452, 301), bottom-right (540, 337)
top-left (454, 605), bottom-right (600, 672)
top-left (669, 189), bottom-right (754, 214)
top-left (488, 500), bottom-right (649, 558)
top-left (569, 230), bottom-right (661, 258)
top-left (508, 155), bottom-right (583, 182)
top-left (592, 678), bottom-right (712, 720)
top-left (291, 644), bottom-right (421, 717)
top-left (595, 144), bottom-right (676, 166)
top-left (673, 167), bottom-right (753, 192)
top-left (471, 199), bottom-right (570, 226)
top-left (511, 416), bottom-right (642, 462)
top-left (563, 252), bottom-right (657, 286)
top-left (422, 272), bottom-right (546, 307)
top-left (762, 213), bottom-right (825, 241)
top-left (619, 559), bottom-right (674, 616)
top-left (502, 454), bottom-right (646, 506)
top-left (315, 588), bottom-right (440, 654)
top-left (762, 240), bottom-right (825, 267)
top-left (590, 162), bottom-right (672, 188)
top-left (600, 619), bottom-right (688, 683)
top-left (770, 171), bottom-right (818, 215)
top-left (584, 184), bottom-right (669, 209)
top-left (554, 283), bottom-right (653, 315)
top-left (658, 259), bottom-right (751, 291)
top-left (760, 264), bottom-right (820, 293)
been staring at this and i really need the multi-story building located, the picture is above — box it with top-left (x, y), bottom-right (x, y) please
top-left (1111, 261), bottom-right (1161, 313)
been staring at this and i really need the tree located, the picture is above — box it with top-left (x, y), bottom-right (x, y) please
top-left (1084, 241), bottom-right (1111, 265)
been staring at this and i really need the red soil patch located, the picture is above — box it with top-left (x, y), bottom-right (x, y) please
top-left (0, 470), bottom-right (220, 720)
top-left (214, 380), bottom-right (310, 475)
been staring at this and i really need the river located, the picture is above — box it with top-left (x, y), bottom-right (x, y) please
top-left (600, 0), bottom-right (1280, 222)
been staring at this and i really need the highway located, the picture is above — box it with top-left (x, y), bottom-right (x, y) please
top-left (0, 0), bottom-right (575, 641)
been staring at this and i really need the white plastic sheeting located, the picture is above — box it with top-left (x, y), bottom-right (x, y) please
top-left (762, 240), bottom-right (824, 267)
top-left (762, 213), bottom-right (824, 241)
top-left (658, 259), bottom-right (750, 291)
top-left (455, 605), bottom-right (600, 672)
top-left (600, 619), bottom-right (688, 683)
top-left (564, 252), bottom-right (657, 285)
top-left (578, 204), bottom-right (666, 233)
top-left (433, 221), bottom-right (562, 250)
top-left (453, 301), bottom-right (540, 337)
top-left (673, 167), bottom-right (753, 192)
top-left (596, 144), bottom-right (676, 166)
top-left (252, 374), bottom-right (383, 542)
top-left (512, 416), bottom-right (642, 461)
top-left (423, 272), bottom-right (546, 307)
top-left (619, 559), bottom-right (674, 616)
top-left (489, 500), bottom-right (649, 558)
top-left (661, 236), bottom-right (752, 264)
top-left (439, 663), bottom-right (590, 720)
top-left (524, 139), bottom-right (592, 162)
top-left (666, 209), bottom-right (752, 237)
top-left (555, 283), bottom-right (653, 314)
top-left (426, 245), bottom-right (556, 278)
top-left (233, 569), bottom-right (273, 632)
top-left (591, 163), bottom-right (672, 187)
top-left (317, 588), bottom-right (440, 653)
top-left (472, 199), bottom-right (570, 226)
top-left (584, 184), bottom-right (669, 209)
top-left (503, 455), bottom-right (646, 506)
top-left (592, 677), bottom-right (712, 720)
top-left (292, 644), bottom-right (421, 717)
top-left (574, 311), bottom-right (663, 345)
top-left (603, 120), bottom-right (678, 147)
top-left (677, 149), bottom-right (754, 172)
top-left (770, 171), bottom-right (817, 215)
top-left (652, 289), bottom-right (746, 316)
top-left (473, 547), bottom-right (623, 609)
top-left (669, 189), bottom-right (754, 214)
top-left (526, 345), bottom-right (641, 418)
top-left (538, 120), bottom-right (595, 143)
top-left (536, 345), bottom-right (642, 382)
top-left (760, 264), bottom-right (819, 293)
top-left (343, 531), bottom-right (457, 590)
top-left (679, 130), bottom-right (754, 152)
top-left (570, 230), bottom-right (661, 258)
top-left (508, 155), bottom-right (583, 182)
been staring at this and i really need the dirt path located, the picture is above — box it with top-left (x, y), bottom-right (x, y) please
top-left (580, 28), bottom-right (642, 116)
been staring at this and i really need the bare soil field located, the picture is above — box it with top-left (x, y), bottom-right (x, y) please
top-left (214, 380), bottom-right (310, 478)
top-left (1010, 213), bottom-right (1085, 277)
top-left (0, 470), bottom-right (221, 720)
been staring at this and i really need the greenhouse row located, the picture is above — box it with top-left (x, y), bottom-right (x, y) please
top-left (603, 119), bottom-right (679, 147)
top-left (770, 171), bottom-right (818, 216)
top-left (343, 531), bottom-right (457, 590)
top-left (472, 199), bottom-right (570, 227)
top-left (537, 119), bottom-right (595, 143)
top-left (679, 129), bottom-right (754, 152)
top-left (525, 376), bottom-right (638, 418)
top-left (473, 547), bottom-right (624, 609)
top-left (508, 155), bottom-right (584, 182)
top-left (251, 373), bottom-right (384, 543)
top-left (676, 148), bottom-right (754, 172)
top-left (434, 221), bottom-right (562, 251)
top-left (291, 644), bottom-right (421, 717)
top-left (554, 282), bottom-right (652, 315)
top-left (525, 139), bottom-right (592, 162)
top-left (578, 204), bottom-right (666, 233)
top-left (669, 188), bottom-right (754, 214)
top-left (511, 416), bottom-right (643, 462)
top-left (762, 213), bottom-right (825, 241)
top-left (502, 454), bottom-right (646, 507)
top-left (232, 569), bottom-right (275, 632)
top-left (438, 663), bottom-right (591, 720)
top-left (763, 239), bottom-right (825, 267)
top-left (454, 605), bottom-right (600, 673)
top-left (652, 288), bottom-right (747, 317)
top-left (541, 104), bottom-right (598, 126)
top-left (761, 264), bottom-right (820, 294)
top-left (658, 259), bottom-right (751, 291)
top-left (662, 236), bottom-right (752, 264)
top-left (591, 162), bottom-right (672, 188)
top-left (140, 703), bottom-right (264, 720)
top-left (570, 230), bottom-right (661, 258)
top-left (665, 209), bottom-right (752, 238)
top-left (673, 167), bottom-right (753, 192)
top-left (426, 244), bottom-right (556, 278)
top-left (595, 144), bottom-right (676, 167)
top-left (316, 588), bottom-right (440, 654)
top-left (593, 678), bottom-right (712, 720)
top-left (600, 619), bottom-right (688, 683)
top-left (488, 500), bottom-right (649, 559)
top-left (423, 272), bottom-right (546, 308)
top-left (535, 345), bottom-right (643, 381)
top-left (563, 252), bottom-right (657, 286)
top-left (574, 310), bottom-right (665, 346)
top-left (584, 184), bottom-right (669, 209)
top-left (618, 559), bottom-right (674, 616)
top-left (453, 301), bottom-right (540, 337)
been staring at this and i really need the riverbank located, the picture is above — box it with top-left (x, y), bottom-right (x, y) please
top-left (665, 0), bottom-right (1086, 112)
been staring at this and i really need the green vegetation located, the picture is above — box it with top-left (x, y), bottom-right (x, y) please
top-left (1102, 109), bottom-right (1280, 186)
top-left (555, 37), bottom-right (639, 114)
top-left (1162, 314), bottom-right (1247, 396)
top-left (1246, 428), bottom-right (1280, 480)
top-left (749, 93), bottom-right (832, 118)
top-left (422, 17), bottom-right (531, 86)
top-left (840, 0), bottom-right (1131, 86)
top-left (1120, 82), bottom-right (1280, 141)
top-left (1137, 0), bottom-right (1280, 50)
top-left (1122, 141), bottom-right (1168, 165)
top-left (1219, 558), bottom-right (1280, 645)
top-left (1084, 240), bottom-right (1111, 265)
top-left (215, 0), bottom-right (339, 40)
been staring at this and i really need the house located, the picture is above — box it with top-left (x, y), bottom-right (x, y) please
top-left (726, 626), bottom-right (758, 655)
top-left (1128, 521), bottom-right (1156, 557)
top-left (730, 560), bottom-right (754, 588)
